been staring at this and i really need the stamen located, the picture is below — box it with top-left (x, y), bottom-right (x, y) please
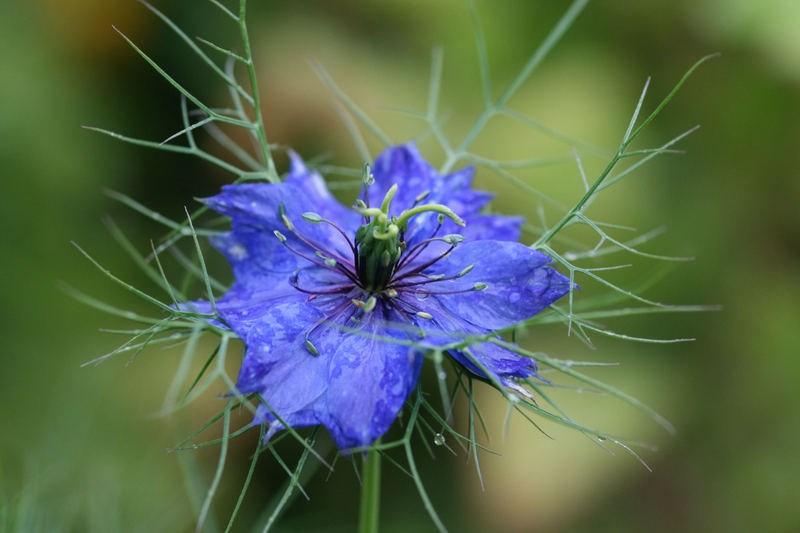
top-left (413, 190), bottom-right (430, 206)
top-left (274, 232), bottom-right (359, 285)
top-left (392, 245), bottom-right (454, 283)
top-left (305, 339), bottom-right (320, 356)
top-left (403, 286), bottom-right (486, 296)
top-left (278, 204), bottom-right (294, 231)
top-left (302, 212), bottom-right (323, 224)
top-left (395, 218), bottom-right (445, 270)
top-left (385, 297), bottom-right (426, 338)
top-left (361, 163), bottom-right (374, 212)
top-left (416, 311), bottom-right (433, 319)
top-left (352, 296), bottom-right (377, 313)
top-left (362, 163), bottom-right (374, 186)
top-left (308, 216), bottom-right (357, 256)
top-left (440, 234), bottom-right (465, 245)
top-left (279, 209), bottom-right (357, 270)
top-left (289, 273), bottom-right (355, 296)
top-left (390, 269), bottom-right (472, 289)
top-left (458, 264), bottom-right (475, 277)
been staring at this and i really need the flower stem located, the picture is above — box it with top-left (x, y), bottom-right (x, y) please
top-left (358, 442), bottom-right (382, 533)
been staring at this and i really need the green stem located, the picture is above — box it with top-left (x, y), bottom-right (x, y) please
top-left (358, 442), bottom-right (382, 533)
top-left (238, 0), bottom-right (278, 182)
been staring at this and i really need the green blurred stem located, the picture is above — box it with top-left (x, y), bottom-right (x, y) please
top-left (358, 441), bottom-right (382, 533)
top-left (238, 0), bottom-right (278, 181)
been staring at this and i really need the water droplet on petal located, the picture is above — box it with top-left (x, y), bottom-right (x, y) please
top-left (433, 433), bottom-right (445, 446)
top-left (415, 292), bottom-right (429, 301)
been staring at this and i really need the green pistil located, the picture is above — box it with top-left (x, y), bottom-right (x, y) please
top-left (395, 204), bottom-right (464, 232)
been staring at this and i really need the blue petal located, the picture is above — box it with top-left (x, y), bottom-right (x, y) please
top-left (202, 178), bottom-right (358, 286)
top-left (410, 296), bottom-right (538, 379)
top-left (368, 144), bottom-right (438, 213)
top-left (319, 303), bottom-right (422, 449)
top-left (209, 230), bottom-right (294, 291)
top-left (213, 282), bottom-right (420, 450)
top-left (457, 214), bottom-right (523, 242)
top-left (286, 152), bottom-right (362, 230)
top-left (369, 144), bottom-right (518, 260)
top-left (222, 290), bottom-right (336, 439)
top-left (423, 240), bottom-right (571, 330)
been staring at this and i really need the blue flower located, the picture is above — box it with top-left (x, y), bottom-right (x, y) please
top-left (189, 143), bottom-right (571, 451)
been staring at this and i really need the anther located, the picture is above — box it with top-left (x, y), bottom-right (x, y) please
top-left (473, 282), bottom-right (488, 291)
top-left (302, 212), bottom-right (323, 224)
top-left (441, 234), bottom-right (465, 245)
top-left (414, 190), bottom-right (431, 204)
top-left (278, 204), bottom-right (294, 231)
top-left (416, 311), bottom-right (433, 319)
top-left (362, 163), bottom-right (374, 186)
top-left (273, 230), bottom-right (287, 243)
top-left (352, 296), bottom-right (377, 312)
top-left (305, 338), bottom-right (320, 356)
top-left (386, 288), bottom-right (398, 298)
top-left (458, 264), bottom-right (475, 277)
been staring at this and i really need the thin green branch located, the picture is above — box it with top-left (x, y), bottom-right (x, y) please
top-left (113, 26), bottom-right (254, 129)
top-left (238, 0), bottom-right (279, 180)
top-left (313, 62), bottom-right (393, 147)
top-left (136, 0), bottom-right (254, 105)
top-left (196, 36), bottom-right (248, 64)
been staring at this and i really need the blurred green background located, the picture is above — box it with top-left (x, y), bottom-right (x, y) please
top-left (1, 1), bottom-right (798, 532)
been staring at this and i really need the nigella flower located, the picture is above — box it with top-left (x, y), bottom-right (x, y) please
top-left (188, 143), bottom-right (571, 451)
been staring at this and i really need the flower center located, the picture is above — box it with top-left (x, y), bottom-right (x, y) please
top-left (353, 178), bottom-right (464, 293)
top-left (272, 165), bottom-right (489, 356)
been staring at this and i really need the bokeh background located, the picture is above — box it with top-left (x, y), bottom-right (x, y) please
top-left (2, 1), bottom-right (799, 532)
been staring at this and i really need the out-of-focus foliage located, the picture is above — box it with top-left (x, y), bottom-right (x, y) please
top-left (0, 1), bottom-right (797, 532)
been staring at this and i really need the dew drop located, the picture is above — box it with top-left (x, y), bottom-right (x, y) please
top-left (437, 370), bottom-right (447, 380)
top-left (415, 292), bottom-right (429, 301)
top-left (433, 433), bottom-right (445, 446)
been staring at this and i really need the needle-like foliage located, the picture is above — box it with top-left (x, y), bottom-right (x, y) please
top-left (75, 1), bottom-right (716, 531)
